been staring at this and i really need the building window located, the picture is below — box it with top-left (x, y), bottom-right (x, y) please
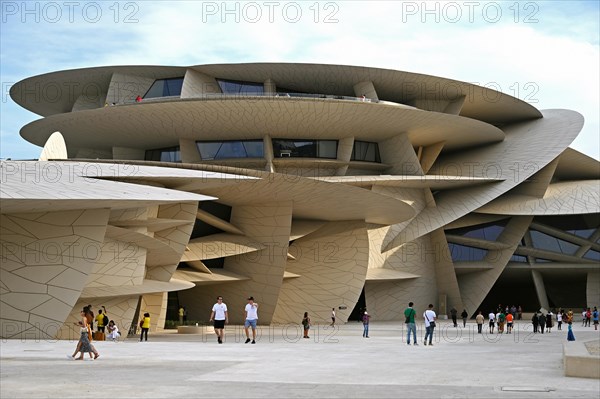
top-left (145, 146), bottom-right (181, 162)
top-left (447, 243), bottom-right (488, 262)
top-left (566, 228), bottom-right (596, 239)
top-left (446, 219), bottom-right (508, 241)
top-left (216, 79), bottom-right (264, 95)
top-left (529, 230), bottom-right (579, 255)
top-left (583, 250), bottom-right (600, 261)
top-left (509, 254), bottom-right (528, 263)
top-left (143, 77), bottom-right (184, 99)
top-left (351, 141), bottom-right (381, 163)
top-left (272, 139), bottom-right (338, 159)
top-left (196, 140), bottom-right (264, 160)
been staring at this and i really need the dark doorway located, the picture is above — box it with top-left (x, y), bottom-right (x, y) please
top-left (348, 287), bottom-right (366, 321)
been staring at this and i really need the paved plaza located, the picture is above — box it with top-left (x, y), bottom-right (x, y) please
top-left (1, 320), bottom-right (599, 398)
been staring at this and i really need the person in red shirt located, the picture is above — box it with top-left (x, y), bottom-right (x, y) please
top-left (506, 312), bottom-right (514, 334)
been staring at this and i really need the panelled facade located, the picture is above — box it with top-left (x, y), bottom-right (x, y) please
top-left (2, 63), bottom-right (599, 339)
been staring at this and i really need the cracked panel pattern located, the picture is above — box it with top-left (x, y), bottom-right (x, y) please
top-left (1, 209), bottom-right (109, 339)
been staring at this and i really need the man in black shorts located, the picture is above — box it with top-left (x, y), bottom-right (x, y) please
top-left (209, 296), bottom-right (228, 344)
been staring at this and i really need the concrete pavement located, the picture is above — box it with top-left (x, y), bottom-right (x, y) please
top-left (1, 320), bottom-right (599, 398)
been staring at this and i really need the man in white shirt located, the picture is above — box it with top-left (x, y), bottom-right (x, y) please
top-left (244, 296), bottom-right (259, 344)
top-left (209, 296), bottom-right (228, 344)
top-left (488, 311), bottom-right (496, 334)
top-left (423, 304), bottom-right (436, 346)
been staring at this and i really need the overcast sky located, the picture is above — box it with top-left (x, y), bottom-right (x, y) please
top-left (1, 0), bottom-right (598, 160)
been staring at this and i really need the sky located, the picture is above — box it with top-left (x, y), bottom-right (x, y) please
top-left (1, 0), bottom-right (599, 160)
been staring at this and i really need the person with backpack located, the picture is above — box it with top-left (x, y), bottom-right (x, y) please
top-left (302, 312), bottom-right (311, 339)
top-left (404, 302), bottom-right (418, 345)
top-left (96, 306), bottom-right (108, 333)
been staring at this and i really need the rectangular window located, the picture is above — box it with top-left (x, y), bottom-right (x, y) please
top-left (145, 146), bottom-right (181, 163)
top-left (351, 141), bottom-right (381, 163)
top-left (196, 140), bottom-right (264, 160)
top-left (272, 139), bottom-right (337, 159)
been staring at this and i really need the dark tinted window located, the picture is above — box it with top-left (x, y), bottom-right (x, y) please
top-left (530, 230), bottom-right (579, 255)
top-left (351, 141), bottom-right (381, 163)
top-left (145, 146), bottom-right (181, 162)
top-left (196, 140), bottom-right (264, 160)
top-left (217, 79), bottom-right (264, 95)
top-left (272, 139), bottom-right (337, 159)
top-left (144, 77), bottom-right (184, 98)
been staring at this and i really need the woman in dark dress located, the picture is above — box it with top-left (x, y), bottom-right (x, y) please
top-left (538, 312), bottom-right (546, 334)
top-left (546, 312), bottom-right (553, 333)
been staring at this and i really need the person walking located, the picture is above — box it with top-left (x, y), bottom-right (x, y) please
top-left (592, 307), bottom-right (599, 330)
top-left (362, 310), bottom-right (371, 338)
top-left (244, 296), bottom-right (259, 344)
top-left (302, 312), bottom-right (311, 338)
top-left (546, 311), bottom-right (553, 333)
top-left (531, 312), bottom-right (538, 333)
top-left (450, 307), bottom-right (458, 328)
top-left (538, 312), bottom-right (545, 334)
top-left (461, 309), bottom-right (468, 328)
top-left (585, 308), bottom-right (592, 327)
top-left (505, 312), bottom-right (514, 334)
top-left (488, 311), bottom-right (496, 334)
top-left (139, 312), bottom-right (150, 342)
top-left (423, 304), bottom-right (436, 346)
top-left (330, 308), bottom-right (336, 327)
top-left (209, 296), bottom-right (228, 344)
top-left (517, 305), bottom-right (523, 320)
top-left (475, 311), bottom-right (484, 334)
top-left (557, 310), bottom-right (563, 330)
top-left (404, 302), bottom-right (418, 345)
top-left (497, 311), bottom-right (505, 334)
top-left (68, 310), bottom-right (96, 360)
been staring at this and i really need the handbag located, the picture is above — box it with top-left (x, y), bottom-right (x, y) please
top-left (425, 311), bottom-right (436, 328)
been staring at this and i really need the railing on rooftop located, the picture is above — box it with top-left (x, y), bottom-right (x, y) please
top-left (106, 92), bottom-right (381, 106)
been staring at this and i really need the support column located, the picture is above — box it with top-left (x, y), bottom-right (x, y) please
top-left (531, 270), bottom-right (550, 312)
top-left (587, 271), bottom-right (600, 308)
top-left (336, 137), bottom-right (354, 176)
top-left (179, 138), bottom-right (202, 163)
top-left (264, 79), bottom-right (276, 95)
top-left (264, 135), bottom-right (275, 172)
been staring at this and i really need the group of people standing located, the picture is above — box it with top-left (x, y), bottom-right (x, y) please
top-left (487, 308), bottom-right (516, 334)
top-left (404, 302), bottom-right (437, 345)
top-left (68, 304), bottom-right (150, 360)
top-left (581, 307), bottom-right (599, 329)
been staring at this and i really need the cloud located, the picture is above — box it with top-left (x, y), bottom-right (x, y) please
top-left (1, 0), bottom-right (598, 159)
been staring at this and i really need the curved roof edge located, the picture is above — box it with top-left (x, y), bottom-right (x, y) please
top-left (10, 63), bottom-right (542, 124)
